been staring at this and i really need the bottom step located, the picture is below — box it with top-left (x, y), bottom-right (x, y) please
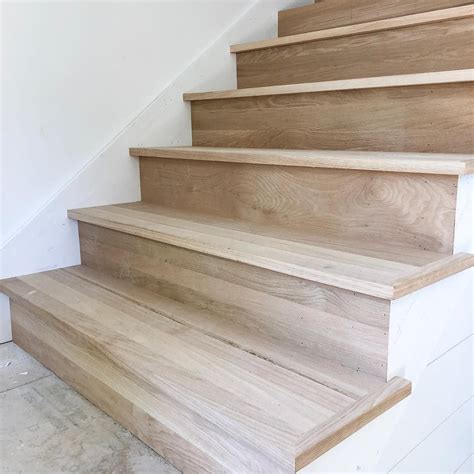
top-left (0, 267), bottom-right (411, 473)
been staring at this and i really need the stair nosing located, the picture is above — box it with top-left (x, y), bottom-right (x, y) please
top-left (231, 5), bottom-right (474, 53)
top-left (183, 69), bottom-right (474, 101)
top-left (129, 146), bottom-right (474, 175)
top-left (295, 376), bottom-right (412, 470)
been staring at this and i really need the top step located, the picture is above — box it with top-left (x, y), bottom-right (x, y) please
top-left (129, 146), bottom-right (474, 175)
top-left (232, 5), bottom-right (474, 53)
top-left (278, 0), bottom-right (474, 37)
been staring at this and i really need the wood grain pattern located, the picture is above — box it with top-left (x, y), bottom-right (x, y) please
top-left (10, 304), bottom-right (235, 474)
top-left (278, 0), bottom-right (473, 37)
top-left (130, 146), bottom-right (474, 175)
top-left (3, 274), bottom-right (410, 471)
top-left (67, 203), bottom-right (474, 299)
top-left (76, 226), bottom-right (390, 381)
top-left (78, 222), bottom-right (389, 330)
top-left (139, 156), bottom-right (458, 256)
top-left (295, 377), bottom-right (412, 469)
top-left (232, 5), bottom-right (474, 53)
top-left (236, 17), bottom-right (474, 87)
top-left (190, 82), bottom-right (474, 153)
top-left (184, 69), bottom-right (474, 101)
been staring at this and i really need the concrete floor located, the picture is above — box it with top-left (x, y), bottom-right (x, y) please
top-left (0, 342), bottom-right (180, 473)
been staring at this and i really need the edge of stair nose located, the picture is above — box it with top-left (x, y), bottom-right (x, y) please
top-left (183, 69), bottom-right (474, 101)
top-left (129, 146), bottom-right (474, 175)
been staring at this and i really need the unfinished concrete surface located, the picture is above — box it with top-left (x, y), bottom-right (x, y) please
top-left (0, 342), bottom-right (180, 473)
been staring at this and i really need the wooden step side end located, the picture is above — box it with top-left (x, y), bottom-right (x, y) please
top-left (296, 376), bottom-right (412, 470)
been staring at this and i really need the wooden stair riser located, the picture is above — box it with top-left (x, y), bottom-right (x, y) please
top-left (191, 82), bottom-right (474, 153)
top-left (278, 0), bottom-right (472, 36)
top-left (78, 222), bottom-right (390, 380)
top-left (139, 157), bottom-right (458, 257)
top-left (237, 17), bottom-right (474, 88)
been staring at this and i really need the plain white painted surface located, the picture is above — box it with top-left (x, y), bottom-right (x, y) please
top-left (378, 336), bottom-right (473, 472)
top-left (456, 454), bottom-right (473, 474)
top-left (387, 269), bottom-right (473, 382)
top-left (454, 174), bottom-right (474, 254)
top-left (391, 398), bottom-right (472, 473)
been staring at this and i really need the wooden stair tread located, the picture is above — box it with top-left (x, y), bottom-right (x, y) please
top-left (231, 5), bottom-right (474, 53)
top-left (183, 69), bottom-right (474, 101)
top-left (64, 264), bottom-right (387, 398)
top-left (129, 146), bottom-right (474, 175)
top-left (0, 267), bottom-right (411, 471)
top-left (67, 202), bottom-right (474, 299)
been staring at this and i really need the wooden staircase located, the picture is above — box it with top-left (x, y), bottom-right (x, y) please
top-left (1, 1), bottom-right (473, 472)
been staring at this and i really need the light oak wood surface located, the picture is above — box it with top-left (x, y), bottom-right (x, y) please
top-left (2, 272), bottom-right (411, 472)
top-left (67, 203), bottom-right (474, 299)
top-left (190, 81), bottom-right (474, 153)
top-left (130, 146), bottom-right (474, 175)
top-left (184, 69), bottom-right (474, 101)
top-left (138, 156), bottom-right (458, 256)
top-left (236, 16), bottom-right (474, 87)
top-left (233, 5), bottom-right (474, 53)
top-left (278, 0), bottom-right (473, 37)
top-left (77, 222), bottom-right (389, 331)
top-left (76, 227), bottom-right (390, 380)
